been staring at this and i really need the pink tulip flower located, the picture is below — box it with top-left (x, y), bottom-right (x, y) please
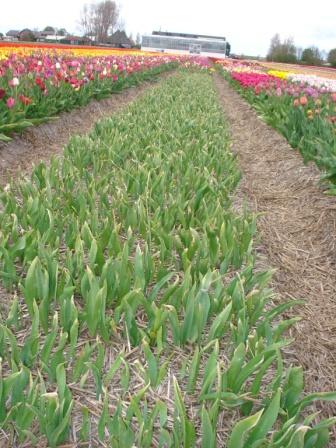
top-left (6, 97), bottom-right (15, 108)
top-left (300, 96), bottom-right (308, 106)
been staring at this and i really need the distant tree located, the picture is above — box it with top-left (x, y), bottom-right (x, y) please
top-left (135, 32), bottom-right (141, 47)
top-left (320, 49), bottom-right (327, 61)
top-left (117, 18), bottom-right (125, 31)
top-left (267, 33), bottom-right (281, 61)
top-left (328, 48), bottom-right (336, 67)
top-left (97, 1), bottom-right (119, 41)
top-left (80, 4), bottom-right (95, 38)
top-left (128, 32), bottom-right (135, 46)
top-left (296, 46), bottom-right (303, 60)
top-left (58, 28), bottom-right (68, 36)
top-left (0, 32), bottom-right (3, 40)
top-left (225, 42), bottom-right (231, 56)
top-left (80, 1), bottom-right (119, 43)
top-left (19, 29), bottom-right (37, 42)
top-left (267, 34), bottom-right (297, 63)
top-left (301, 46), bottom-right (322, 65)
top-left (281, 37), bottom-right (297, 63)
top-left (43, 26), bottom-right (55, 34)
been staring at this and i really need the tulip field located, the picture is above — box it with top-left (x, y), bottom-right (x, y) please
top-left (216, 59), bottom-right (336, 193)
top-left (0, 43), bottom-right (336, 446)
top-left (0, 43), bottom-right (210, 141)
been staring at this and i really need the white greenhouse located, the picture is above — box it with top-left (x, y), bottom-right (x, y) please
top-left (141, 31), bottom-right (228, 58)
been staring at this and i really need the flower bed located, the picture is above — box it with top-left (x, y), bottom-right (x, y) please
top-left (0, 45), bottom-right (210, 141)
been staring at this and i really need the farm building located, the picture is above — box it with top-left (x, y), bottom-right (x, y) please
top-left (5, 30), bottom-right (20, 41)
top-left (59, 35), bottom-right (92, 45)
top-left (107, 30), bottom-right (133, 48)
top-left (141, 31), bottom-right (229, 58)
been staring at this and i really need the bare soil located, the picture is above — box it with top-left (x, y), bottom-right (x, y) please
top-left (214, 74), bottom-right (336, 431)
top-left (0, 74), bottom-right (172, 186)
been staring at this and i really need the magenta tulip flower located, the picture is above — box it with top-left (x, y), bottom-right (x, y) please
top-left (6, 97), bottom-right (15, 108)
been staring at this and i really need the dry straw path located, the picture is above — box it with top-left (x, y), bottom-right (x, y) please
top-left (214, 74), bottom-right (336, 421)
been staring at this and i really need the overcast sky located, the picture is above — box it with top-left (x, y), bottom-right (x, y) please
top-left (1, 0), bottom-right (336, 56)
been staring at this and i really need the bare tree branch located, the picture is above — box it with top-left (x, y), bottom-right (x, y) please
top-left (80, 1), bottom-right (119, 43)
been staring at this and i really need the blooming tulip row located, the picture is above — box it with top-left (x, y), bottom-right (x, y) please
top-left (214, 58), bottom-right (263, 73)
top-left (286, 73), bottom-right (336, 93)
top-left (267, 69), bottom-right (289, 79)
top-left (217, 59), bottom-right (336, 193)
top-left (230, 71), bottom-right (282, 93)
top-left (230, 71), bottom-right (330, 100)
top-left (0, 45), bottom-right (210, 140)
top-left (0, 41), bottom-right (147, 60)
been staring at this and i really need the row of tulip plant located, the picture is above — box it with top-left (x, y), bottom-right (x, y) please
top-left (0, 70), bottom-right (335, 446)
top-left (216, 59), bottom-right (336, 193)
top-left (0, 47), bottom-right (210, 141)
top-left (0, 41), bottom-right (146, 59)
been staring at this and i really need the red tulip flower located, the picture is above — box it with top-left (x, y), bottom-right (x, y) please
top-left (19, 95), bottom-right (32, 105)
top-left (35, 77), bottom-right (46, 91)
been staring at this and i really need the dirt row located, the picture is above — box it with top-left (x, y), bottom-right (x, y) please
top-left (214, 73), bottom-right (336, 436)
